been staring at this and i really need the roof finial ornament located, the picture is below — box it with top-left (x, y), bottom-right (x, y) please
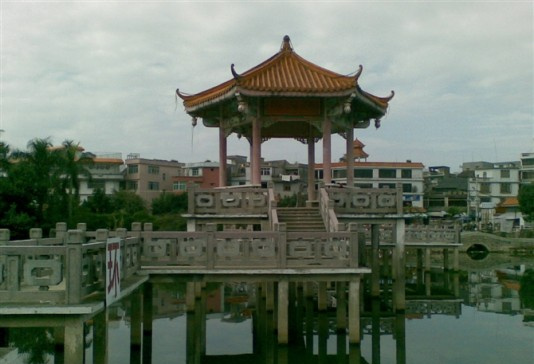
top-left (231, 64), bottom-right (240, 80)
top-left (354, 65), bottom-right (363, 81)
top-left (281, 35), bottom-right (292, 51)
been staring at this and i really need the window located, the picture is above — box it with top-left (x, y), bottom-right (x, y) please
top-left (128, 164), bottom-right (138, 174)
top-left (126, 181), bottom-right (138, 191)
top-left (480, 183), bottom-right (490, 194)
top-left (283, 185), bottom-right (291, 192)
top-left (173, 181), bottom-right (187, 191)
top-left (315, 170), bottom-right (324, 179)
top-left (379, 183), bottom-right (396, 189)
top-left (500, 183), bottom-right (511, 194)
top-left (191, 168), bottom-right (199, 176)
top-left (500, 170), bottom-right (510, 178)
top-left (379, 169), bottom-right (396, 179)
top-left (260, 168), bottom-right (271, 176)
top-left (88, 180), bottom-right (105, 190)
top-left (162, 173), bottom-right (166, 181)
top-left (355, 183), bottom-right (373, 189)
top-left (401, 169), bottom-right (412, 179)
top-left (402, 183), bottom-right (413, 193)
top-left (333, 169), bottom-right (347, 178)
top-left (148, 165), bottom-right (159, 174)
top-left (354, 169), bottom-right (373, 178)
top-left (148, 181), bottom-right (159, 191)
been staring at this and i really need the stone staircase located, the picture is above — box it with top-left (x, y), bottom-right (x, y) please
top-left (276, 207), bottom-right (326, 232)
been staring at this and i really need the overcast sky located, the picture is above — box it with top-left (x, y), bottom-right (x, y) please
top-left (1, 1), bottom-right (532, 172)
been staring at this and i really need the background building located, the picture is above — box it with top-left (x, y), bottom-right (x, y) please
top-left (124, 153), bottom-right (184, 204)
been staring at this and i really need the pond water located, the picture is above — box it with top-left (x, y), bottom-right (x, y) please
top-left (1, 252), bottom-right (533, 364)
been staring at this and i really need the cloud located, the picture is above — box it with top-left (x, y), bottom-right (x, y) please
top-left (1, 1), bottom-right (532, 172)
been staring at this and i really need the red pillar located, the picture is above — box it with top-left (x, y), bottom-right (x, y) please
top-left (218, 127), bottom-right (227, 187)
top-left (307, 135), bottom-right (315, 201)
top-left (322, 118), bottom-right (332, 185)
top-left (346, 128), bottom-right (354, 187)
top-left (252, 117), bottom-right (262, 185)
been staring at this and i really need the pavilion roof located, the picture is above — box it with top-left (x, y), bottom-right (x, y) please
top-left (177, 36), bottom-right (393, 113)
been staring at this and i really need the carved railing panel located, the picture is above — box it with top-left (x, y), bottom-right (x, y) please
top-left (190, 186), bottom-right (269, 215)
top-left (327, 186), bottom-right (402, 215)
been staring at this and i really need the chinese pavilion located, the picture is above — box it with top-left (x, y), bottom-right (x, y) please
top-left (177, 35), bottom-right (394, 200)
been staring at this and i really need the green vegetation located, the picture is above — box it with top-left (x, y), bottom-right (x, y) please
top-left (518, 184), bottom-right (534, 221)
top-left (0, 138), bottom-right (188, 238)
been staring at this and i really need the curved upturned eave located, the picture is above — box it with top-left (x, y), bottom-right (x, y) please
top-left (177, 36), bottom-right (393, 116)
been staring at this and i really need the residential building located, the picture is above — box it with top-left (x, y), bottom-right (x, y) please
top-left (315, 160), bottom-right (425, 209)
top-left (124, 153), bottom-right (184, 204)
top-left (520, 152), bottom-right (534, 184)
top-left (463, 161), bottom-right (521, 217)
top-left (172, 161), bottom-right (220, 193)
top-left (79, 152), bottom-right (124, 202)
top-left (424, 166), bottom-right (468, 213)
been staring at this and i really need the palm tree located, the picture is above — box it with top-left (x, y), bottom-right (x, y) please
top-left (11, 138), bottom-right (60, 223)
top-left (58, 140), bottom-right (93, 222)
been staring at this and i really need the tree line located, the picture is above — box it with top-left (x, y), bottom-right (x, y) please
top-left (0, 138), bottom-right (187, 239)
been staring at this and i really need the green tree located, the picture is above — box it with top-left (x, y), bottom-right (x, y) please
top-left (518, 184), bottom-right (534, 221)
top-left (151, 192), bottom-right (188, 214)
top-left (110, 190), bottom-right (151, 229)
top-left (57, 140), bottom-right (93, 222)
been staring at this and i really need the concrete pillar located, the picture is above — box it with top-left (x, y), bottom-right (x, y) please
top-left (348, 278), bottom-right (361, 344)
top-left (186, 282), bottom-right (196, 312)
top-left (395, 313), bottom-right (406, 364)
top-left (349, 344), bottom-right (362, 364)
top-left (371, 224), bottom-right (380, 297)
top-left (346, 128), bottom-right (354, 187)
top-left (266, 281), bottom-right (275, 312)
top-left (393, 219), bottom-right (406, 311)
top-left (252, 117), bottom-right (262, 185)
top-left (277, 280), bottom-right (289, 344)
top-left (336, 282), bottom-right (347, 332)
top-left (307, 134), bottom-right (316, 201)
top-left (322, 117), bottom-right (332, 184)
top-left (371, 298), bottom-right (381, 363)
top-left (93, 309), bottom-right (108, 364)
top-left (318, 281), bottom-right (328, 311)
top-left (142, 282), bottom-right (153, 364)
top-left (443, 248), bottom-right (450, 271)
top-left (219, 127), bottom-right (227, 187)
top-left (318, 311), bottom-right (328, 362)
top-left (64, 317), bottom-right (84, 363)
top-left (130, 289), bottom-right (142, 364)
top-left (453, 248), bottom-right (459, 271)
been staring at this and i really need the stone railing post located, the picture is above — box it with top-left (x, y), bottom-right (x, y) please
top-left (131, 222), bottom-right (142, 261)
top-left (77, 223), bottom-right (87, 234)
top-left (188, 183), bottom-right (197, 214)
top-left (56, 222), bottom-right (68, 245)
top-left (0, 229), bottom-right (9, 245)
top-left (0, 229), bottom-right (9, 289)
top-left (66, 229), bottom-right (85, 304)
top-left (29, 228), bottom-right (42, 241)
top-left (277, 223), bottom-right (287, 269)
top-left (206, 224), bottom-right (216, 269)
top-left (349, 223), bottom-right (359, 268)
top-left (95, 229), bottom-right (109, 243)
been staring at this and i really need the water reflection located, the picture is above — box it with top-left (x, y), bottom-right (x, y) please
top-left (1, 253), bottom-right (533, 364)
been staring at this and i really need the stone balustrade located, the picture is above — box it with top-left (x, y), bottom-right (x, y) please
top-left (187, 185), bottom-right (269, 215)
top-left (326, 185), bottom-right (403, 215)
top-left (0, 224), bottom-right (141, 305)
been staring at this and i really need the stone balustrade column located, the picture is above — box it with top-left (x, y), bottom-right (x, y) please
top-left (66, 229), bottom-right (85, 304)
